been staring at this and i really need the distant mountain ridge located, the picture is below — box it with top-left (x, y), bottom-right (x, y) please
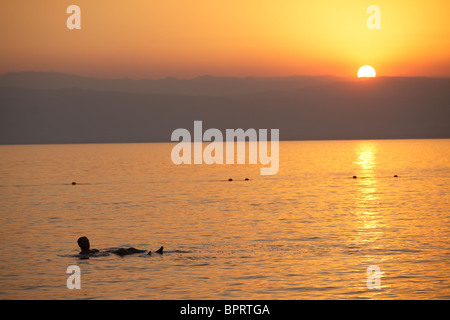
top-left (0, 72), bottom-right (449, 144)
top-left (0, 71), bottom-right (342, 96)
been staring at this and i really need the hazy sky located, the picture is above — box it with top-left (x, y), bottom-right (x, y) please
top-left (1, 0), bottom-right (449, 79)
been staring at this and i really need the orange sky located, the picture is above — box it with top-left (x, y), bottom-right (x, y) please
top-left (0, 0), bottom-right (449, 79)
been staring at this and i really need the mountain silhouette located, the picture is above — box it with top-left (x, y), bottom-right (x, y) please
top-left (0, 72), bottom-right (448, 144)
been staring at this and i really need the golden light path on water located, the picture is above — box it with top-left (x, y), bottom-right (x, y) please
top-left (353, 142), bottom-right (385, 294)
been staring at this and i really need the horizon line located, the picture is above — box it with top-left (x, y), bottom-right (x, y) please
top-left (1, 70), bottom-right (449, 81)
top-left (1, 137), bottom-right (449, 147)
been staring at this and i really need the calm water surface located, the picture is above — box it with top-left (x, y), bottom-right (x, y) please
top-left (0, 140), bottom-right (449, 299)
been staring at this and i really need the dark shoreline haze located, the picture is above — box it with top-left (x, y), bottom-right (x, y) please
top-left (0, 72), bottom-right (449, 145)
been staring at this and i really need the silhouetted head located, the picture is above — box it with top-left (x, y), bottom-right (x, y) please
top-left (77, 236), bottom-right (90, 252)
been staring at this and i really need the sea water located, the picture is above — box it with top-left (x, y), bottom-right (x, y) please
top-left (0, 139), bottom-right (448, 299)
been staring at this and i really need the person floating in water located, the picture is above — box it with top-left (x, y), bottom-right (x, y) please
top-left (77, 236), bottom-right (163, 256)
top-left (77, 236), bottom-right (100, 255)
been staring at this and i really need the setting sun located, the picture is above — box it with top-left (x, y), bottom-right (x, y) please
top-left (358, 65), bottom-right (376, 78)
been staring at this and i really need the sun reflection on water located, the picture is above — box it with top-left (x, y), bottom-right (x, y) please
top-left (352, 142), bottom-right (387, 292)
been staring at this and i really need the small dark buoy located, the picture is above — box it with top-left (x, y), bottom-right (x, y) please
top-left (72, 182), bottom-right (77, 185)
top-left (245, 178), bottom-right (249, 181)
top-left (394, 175), bottom-right (398, 178)
top-left (228, 178), bottom-right (233, 181)
top-left (156, 246), bottom-right (164, 254)
top-left (353, 176), bottom-right (357, 179)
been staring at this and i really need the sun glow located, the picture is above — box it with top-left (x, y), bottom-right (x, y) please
top-left (358, 65), bottom-right (376, 78)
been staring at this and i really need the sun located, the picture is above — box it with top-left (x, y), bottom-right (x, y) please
top-left (357, 65), bottom-right (376, 78)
